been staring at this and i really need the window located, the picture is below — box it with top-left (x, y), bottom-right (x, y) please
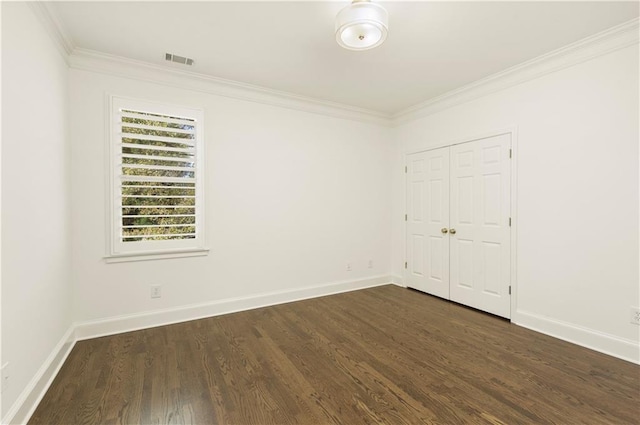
top-left (109, 96), bottom-right (206, 260)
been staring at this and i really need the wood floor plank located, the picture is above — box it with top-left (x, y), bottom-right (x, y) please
top-left (29, 285), bottom-right (640, 424)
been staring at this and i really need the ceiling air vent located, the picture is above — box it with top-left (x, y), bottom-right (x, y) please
top-left (165, 53), bottom-right (194, 66)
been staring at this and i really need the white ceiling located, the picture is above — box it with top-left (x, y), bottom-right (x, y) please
top-left (51, 1), bottom-right (639, 114)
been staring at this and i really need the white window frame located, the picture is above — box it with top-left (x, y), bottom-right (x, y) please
top-left (107, 95), bottom-right (207, 262)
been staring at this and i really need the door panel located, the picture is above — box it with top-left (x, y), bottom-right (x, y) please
top-left (411, 235), bottom-right (425, 276)
top-left (449, 134), bottom-right (511, 318)
top-left (405, 148), bottom-right (450, 299)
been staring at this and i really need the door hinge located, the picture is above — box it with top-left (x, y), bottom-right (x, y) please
top-left (404, 261), bottom-right (407, 269)
top-left (509, 285), bottom-right (512, 295)
top-left (404, 166), bottom-right (408, 173)
top-left (509, 149), bottom-right (512, 159)
top-left (509, 217), bottom-right (511, 227)
top-left (405, 214), bottom-right (407, 221)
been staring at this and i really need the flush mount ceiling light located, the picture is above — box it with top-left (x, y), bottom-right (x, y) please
top-left (335, 0), bottom-right (388, 51)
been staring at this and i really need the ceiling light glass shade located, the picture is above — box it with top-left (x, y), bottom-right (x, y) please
top-left (335, 1), bottom-right (388, 51)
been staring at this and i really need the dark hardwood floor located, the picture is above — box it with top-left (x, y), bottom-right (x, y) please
top-left (29, 285), bottom-right (639, 424)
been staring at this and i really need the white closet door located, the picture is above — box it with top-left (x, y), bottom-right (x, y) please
top-left (449, 134), bottom-right (511, 318)
top-left (405, 147), bottom-right (450, 299)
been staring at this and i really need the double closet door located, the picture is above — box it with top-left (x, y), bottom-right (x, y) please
top-left (405, 134), bottom-right (512, 318)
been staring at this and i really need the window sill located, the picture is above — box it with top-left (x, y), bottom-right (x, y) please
top-left (104, 248), bottom-right (210, 263)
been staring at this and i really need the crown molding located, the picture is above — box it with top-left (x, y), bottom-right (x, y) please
top-left (68, 49), bottom-right (392, 126)
top-left (392, 17), bottom-right (640, 125)
top-left (27, 1), bottom-right (75, 65)
top-left (28, 1), bottom-right (638, 128)
top-left (27, 1), bottom-right (390, 126)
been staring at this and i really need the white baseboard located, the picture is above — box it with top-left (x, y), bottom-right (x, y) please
top-left (75, 275), bottom-right (392, 341)
top-left (390, 274), bottom-right (405, 287)
top-left (513, 310), bottom-right (639, 365)
top-left (2, 326), bottom-right (76, 425)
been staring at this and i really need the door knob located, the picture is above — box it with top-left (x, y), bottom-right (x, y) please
top-left (441, 228), bottom-right (448, 234)
top-left (449, 228), bottom-right (456, 235)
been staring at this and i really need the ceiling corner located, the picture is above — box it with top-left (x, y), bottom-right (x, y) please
top-left (28, 1), bottom-right (75, 61)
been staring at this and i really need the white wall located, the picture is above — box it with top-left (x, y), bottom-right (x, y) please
top-left (69, 69), bottom-right (393, 325)
top-left (1, 2), bottom-right (73, 419)
top-left (1, 6), bottom-right (637, 422)
top-left (392, 44), bottom-right (639, 361)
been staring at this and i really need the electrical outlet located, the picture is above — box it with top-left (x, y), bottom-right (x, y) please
top-left (150, 285), bottom-right (162, 299)
top-left (631, 307), bottom-right (640, 325)
top-left (346, 263), bottom-right (352, 272)
top-left (1, 362), bottom-right (10, 394)
top-left (368, 260), bottom-right (373, 269)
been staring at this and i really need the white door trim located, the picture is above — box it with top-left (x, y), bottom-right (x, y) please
top-left (402, 127), bottom-right (519, 322)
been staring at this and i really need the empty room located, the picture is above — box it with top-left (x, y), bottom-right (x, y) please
top-left (1, 1), bottom-right (639, 424)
